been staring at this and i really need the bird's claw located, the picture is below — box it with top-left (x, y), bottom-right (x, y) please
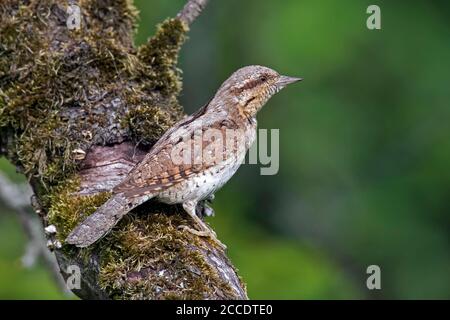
top-left (206, 194), bottom-right (215, 203)
top-left (178, 225), bottom-right (226, 250)
top-left (178, 224), bottom-right (212, 237)
top-left (196, 201), bottom-right (215, 217)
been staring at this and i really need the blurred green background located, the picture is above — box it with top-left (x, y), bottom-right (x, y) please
top-left (1, 0), bottom-right (449, 299)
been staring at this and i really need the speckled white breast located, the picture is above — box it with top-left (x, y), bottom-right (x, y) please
top-left (157, 125), bottom-right (256, 204)
top-left (156, 153), bottom-right (243, 204)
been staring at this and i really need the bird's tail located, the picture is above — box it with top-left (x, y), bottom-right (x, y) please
top-left (65, 193), bottom-right (151, 247)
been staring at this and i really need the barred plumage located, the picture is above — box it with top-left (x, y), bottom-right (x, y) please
top-left (66, 65), bottom-right (302, 248)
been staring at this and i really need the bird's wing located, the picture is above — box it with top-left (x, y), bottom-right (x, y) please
top-left (113, 143), bottom-right (200, 197)
top-left (113, 107), bottom-right (240, 198)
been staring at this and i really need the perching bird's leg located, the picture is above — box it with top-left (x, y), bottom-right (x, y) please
top-left (180, 201), bottom-right (226, 249)
top-left (206, 194), bottom-right (215, 203)
top-left (196, 197), bottom-right (215, 217)
top-left (180, 201), bottom-right (215, 236)
top-left (198, 193), bottom-right (215, 217)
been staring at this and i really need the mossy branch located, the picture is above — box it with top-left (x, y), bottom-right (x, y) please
top-left (0, 0), bottom-right (247, 300)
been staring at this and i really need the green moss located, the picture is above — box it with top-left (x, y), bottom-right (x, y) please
top-left (137, 18), bottom-right (188, 96)
top-left (97, 208), bottom-right (236, 300)
top-left (46, 177), bottom-right (111, 241)
top-left (121, 17), bottom-right (187, 145)
top-left (80, 0), bottom-right (139, 34)
top-left (122, 101), bottom-right (181, 145)
top-left (0, 1), bottom-right (238, 300)
top-left (0, 3), bottom-right (73, 186)
top-left (44, 177), bottom-right (236, 299)
top-left (0, 2), bottom-right (186, 188)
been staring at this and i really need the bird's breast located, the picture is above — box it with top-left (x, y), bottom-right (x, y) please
top-left (156, 148), bottom-right (246, 204)
top-left (156, 123), bottom-right (256, 204)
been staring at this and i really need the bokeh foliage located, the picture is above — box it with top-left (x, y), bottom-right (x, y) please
top-left (0, 0), bottom-right (449, 299)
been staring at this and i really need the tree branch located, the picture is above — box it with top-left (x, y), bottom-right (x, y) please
top-left (0, 173), bottom-right (71, 295)
top-left (177, 0), bottom-right (209, 25)
top-left (0, 0), bottom-right (247, 299)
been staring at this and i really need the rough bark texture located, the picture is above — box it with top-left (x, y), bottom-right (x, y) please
top-left (0, 0), bottom-right (247, 299)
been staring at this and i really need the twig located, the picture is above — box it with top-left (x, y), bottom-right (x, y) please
top-left (177, 0), bottom-right (209, 25)
top-left (0, 174), bottom-right (32, 210)
top-left (0, 173), bottom-right (71, 295)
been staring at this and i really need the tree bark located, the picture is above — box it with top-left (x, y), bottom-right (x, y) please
top-left (0, 0), bottom-right (247, 300)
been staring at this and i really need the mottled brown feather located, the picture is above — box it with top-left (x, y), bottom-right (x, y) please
top-left (113, 117), bottom-right (242, 198)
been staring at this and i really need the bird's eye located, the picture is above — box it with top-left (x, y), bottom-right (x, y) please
top-left (260, 75), bottom-right (267, 82)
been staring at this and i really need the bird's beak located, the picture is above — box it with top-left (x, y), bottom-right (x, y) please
top-left (276, 75), bottom-right (303, 89)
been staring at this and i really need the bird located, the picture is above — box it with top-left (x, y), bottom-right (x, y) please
top-left (66, 65), bottom-right (302, 248)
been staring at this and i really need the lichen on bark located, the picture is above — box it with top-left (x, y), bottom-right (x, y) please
top-left (0, 0), bottom-right (247, 300)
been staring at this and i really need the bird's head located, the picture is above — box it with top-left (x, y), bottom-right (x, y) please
top-left (215, 65), bottom-right (302, 119)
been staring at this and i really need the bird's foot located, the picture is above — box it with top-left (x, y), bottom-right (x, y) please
top-left (205, 194), bottom-right (215, 203)
top-left (196, 201), bottom-right (215, 217)
top-left (178, 225), bottom-right (226, 250)
top-left (181, 200), bottom-right (226, 250)
top-left (179, 225), bottom-right (212, 237)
